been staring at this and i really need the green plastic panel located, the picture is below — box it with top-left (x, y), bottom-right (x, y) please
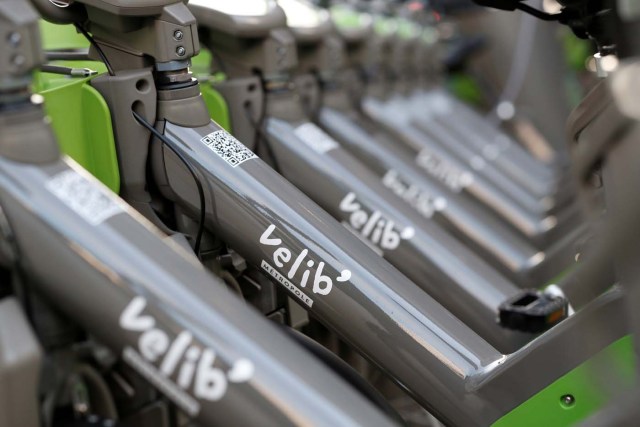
top-left (447, 73), bottom-right (484, 107)
top-left (202, 83), bottom-right (232, 133)
top-left (36, 21), bottom-right (120, 192)
top-left (39, 20), bottom-right (89, 50)
top-left (330, 6), bottom-right (368, 31)
top-left (191, 49), bottom-right (214, 79)
top-left (374, 16), bottom-right (397, 37)
top-left (493, 335), bottom-right (635, 427)
top-left (37, 70), bottom-right (120, 193)
top-left (396, 18), bottom-right (420, 40)
top-left (192, 49), bottom-right (232, 132)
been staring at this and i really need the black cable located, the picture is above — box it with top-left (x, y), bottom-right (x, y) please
top-left (242, 71), bottom-right (282, 173)
top-left (243, 103), bottom-right (282, 173)
top-left (302, 70), bottom-right (324, 119)
top-left (131, 110), bottom-right (206, 257)
top-left (250, 69), bottom-right (268, 149)
top-left (45, 50), bottom-right (91, 61)
top-left (73, 24), bottom-right (115, 76)
top-left (41, 64), bottom-right (75, 76)
top-left (282, 327), bottom-right (407, 426)
top-left (40, 64), bottom-right (97, 78)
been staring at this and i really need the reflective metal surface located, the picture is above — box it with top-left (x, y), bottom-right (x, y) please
top-left (153, 119), bottom-right (517, 425)
top-left (0, 146), bottom-right (396, 427)
top-left (316, 90), bottom-right (574, 286)
top-left (362, 94), bottom-right (561, 244)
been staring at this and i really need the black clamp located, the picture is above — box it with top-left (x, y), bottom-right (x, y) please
top-left (499, 290), bottom-right (568, 333)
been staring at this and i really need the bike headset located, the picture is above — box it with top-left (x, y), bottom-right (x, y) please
top-left (32, 0), bottom-right (210, 258)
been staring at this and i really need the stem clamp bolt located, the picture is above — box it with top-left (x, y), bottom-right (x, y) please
top-left (7, 32), bottom-right (21, 47)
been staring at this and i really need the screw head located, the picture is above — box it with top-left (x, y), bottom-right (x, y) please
top-left (11, 54), bottom-right (26, 67)
top-left (176, 46), bottom-right (186, 57)
top-left (173, 30), bottom-right (184, 41)
top-left (7, 31), bottom-right (21, 47)
top-left (561, 394), bottom-right (575, 407)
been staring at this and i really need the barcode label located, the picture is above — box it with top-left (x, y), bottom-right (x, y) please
top-left (46, 170), bottom-right (123, 225)
top-left (201, 130), bottom-right (257, 168)
top-left (294, 123), bottom-right (339, 154)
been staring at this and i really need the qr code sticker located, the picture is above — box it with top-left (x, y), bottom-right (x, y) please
top-left (201, 130), bottom-right (257, 168)
top-left (46, 170), bottom-right (123, 226)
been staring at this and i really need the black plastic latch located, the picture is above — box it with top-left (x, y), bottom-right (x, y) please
top-left (499, 290), bottom-right (568, 333)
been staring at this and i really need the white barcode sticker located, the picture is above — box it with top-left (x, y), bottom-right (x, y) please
top-left (46, 170), bottom-right (123, 225)
top-left (201, 130), bottom-right (257, 168)
top-left (294, 123), bottom-right (339, 154)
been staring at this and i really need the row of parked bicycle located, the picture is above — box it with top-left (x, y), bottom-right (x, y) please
top-left (0, 0), bottom-right (638, 425)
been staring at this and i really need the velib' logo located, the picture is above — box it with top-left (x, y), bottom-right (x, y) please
top-left (339, 192), bottom-right (415, 255)
top-left (260, 224), bottom-right (352, 308)
top-left (119, 297), bottom-right (254, 417)
top-left (415, 149), bottom-right (474, 193)
top-left (382, 170), bottom-right (448, 219)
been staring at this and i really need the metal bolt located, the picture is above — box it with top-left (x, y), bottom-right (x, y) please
top-left (561, 394), bottom-right (575, 407)
top-left (594, 53), bottom-right (609, 78)
top-left (176, 46), bottom-right (186, 57)
top-left (7, 31), bottom-right (21, 46)
top-left (11, 54), bottom-right (25, 66)
top-left (173, 30), bottom-right (184, 41)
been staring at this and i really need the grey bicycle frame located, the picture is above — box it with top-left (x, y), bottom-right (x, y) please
top-left (317, 90), bottom-right (581, 286)
top-left (0, 123), bottom-right (395, 427)
top-left (357, 33), bottom-right (580, 247)
top-left (285, 14), bottom-right (578, 286)
top-left (384, 28), bottom-right (581, 221)
top-left (369, 23), bottom-right (561, 204)
top-left (0, 2), bottom-right (398, 426)
top-left (192, 3), bottom-right (540, 350)
top-left (405, 88), bottom-right (573, 201)
top-left (146, 88), bottom-right (631, 427)
top-left (361, 41), bottom-right (547, 204)
top-left (380, 19), bottom-right (585, 245)
top-left (397, 90), bottom-right (579, 212)
top-left (183, 4), bottom-right (631, 425)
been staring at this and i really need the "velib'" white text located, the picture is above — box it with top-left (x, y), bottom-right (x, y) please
top-left (259, 225), bottom-right (351, 306)
top-left (382, 170), bottom-right (448, 219)
top-left (415, 149), bottom-right (474, 193)
top-left (119, 297), bottom-right (254, 416)
top-left (339, 192), bottom-right (415, 253)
